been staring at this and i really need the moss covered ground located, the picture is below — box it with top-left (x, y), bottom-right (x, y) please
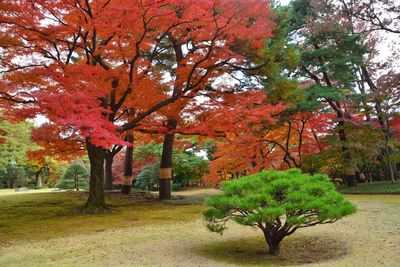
top-left (338, 181), bottom-right (400, 194)
top-left (0, 190), bottom-right (203, 243)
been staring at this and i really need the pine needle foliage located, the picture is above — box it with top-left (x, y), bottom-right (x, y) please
top-left (203, 169), bottom-right (356, 255)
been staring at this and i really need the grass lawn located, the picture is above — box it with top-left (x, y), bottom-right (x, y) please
top-left (0, 188), bottom-right (399, 266)
top-left (338, 180), bottom-right (400, 194)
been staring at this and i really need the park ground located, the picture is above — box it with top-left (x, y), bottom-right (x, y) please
top-left (0, 188), bottom-right (399, 267)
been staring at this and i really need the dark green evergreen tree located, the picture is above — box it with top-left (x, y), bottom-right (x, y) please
top-left (135, 162), bottom-right (160, 191)
top-left (56, 160), bottom-right (89, 190)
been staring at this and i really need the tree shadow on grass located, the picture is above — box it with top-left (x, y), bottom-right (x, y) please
top-left (197, 235), bottom-right (348, 266)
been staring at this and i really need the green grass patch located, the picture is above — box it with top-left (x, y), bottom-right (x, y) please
top-left (0, 190), bottom-right (204, 244)
top-left (197, 235), bottom-right (347, 266)
top-left (345, 194), bottom-right (400, 205)
top-left (338, 181), bottom-right (400, 194)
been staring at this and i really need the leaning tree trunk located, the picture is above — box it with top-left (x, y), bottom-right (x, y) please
top-left (105, 153), bottom-right (114, 190)
top-left (121, 133), bottom-right (134, 195)
top-left (84, 140), bottom-right (107, 213)
top-left (159, 119), bottom-right (177, 200)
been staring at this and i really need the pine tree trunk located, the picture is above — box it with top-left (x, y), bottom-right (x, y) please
top-left (263, 229), bottom-right (282, 256)
top-left (105, 154), bottom-right (114, 190)
top-left (159, 119), bottom-right (177, 200)
top-left (121, 134), bottom-right (134, 195)
top-left (84, 140), bottom-right (107, 213)
top-left (338, 121), bottom-right (356, 187)
top-left (268, 243), bottom-right (280, 256)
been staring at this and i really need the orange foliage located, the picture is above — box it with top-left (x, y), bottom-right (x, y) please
top-left (188, 91), bottom-right (333, 185)
top-left (28, 124), bottom-right (86, 162)
top-left (0, 0), bottom-right (274, 150)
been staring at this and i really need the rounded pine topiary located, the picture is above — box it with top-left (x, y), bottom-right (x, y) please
top-left (203, 169), bottom-right (356, 255)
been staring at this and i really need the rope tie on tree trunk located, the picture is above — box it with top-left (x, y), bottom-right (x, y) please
top-left (160, 168), bottom-right (172, 179)
top-left (122, 175), bottom-right (132, 186)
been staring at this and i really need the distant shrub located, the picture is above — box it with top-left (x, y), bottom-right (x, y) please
top-left (135, 162), bottom-right (160, 190)
top-left (203, 169), bottom-right (356, 255)
top-left (56, 160), bottom-right (89, 190)
top-left (172, 183), bottom-right (182, 191)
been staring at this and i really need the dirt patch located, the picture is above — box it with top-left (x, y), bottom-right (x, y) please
top-left (197, 235), bottom-right (347, 266)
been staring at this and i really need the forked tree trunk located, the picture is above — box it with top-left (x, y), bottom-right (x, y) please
top-left (105, 154), bottom-right (114, 190)
top-left (159, 119), bottom-right (177, 200)
top-left (121, 134), bottom-right (134, 194)
top-left (84, 140), bottom-right (107, 213)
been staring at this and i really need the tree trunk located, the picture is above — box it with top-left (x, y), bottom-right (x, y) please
top-left (361, 66), bottom-right (397, 181)
top-left (35, 168), bottom-right (43, 188)
top-left (84, 140), bottom-right (107, 213)
top-left (159, 119), bottom-right (177, 200)
top-left (105, 154), bottom-right (114, 190)
top-left (385, 145), bottom-right (397, 182)
top-left (9, 176), bottom-right (15, 189)
top-left (338, 120), bottom-right (357, 187)
top-left (75, 172), bottom-right (80, 191)
top-left (121, 133), bottom-right (134, 195)
top-left (378, 154), bottom-right (391, 181)
top-left (268, 243), bottom-right (280, 256)
top-left (263, 229), bottom-right (282, 256)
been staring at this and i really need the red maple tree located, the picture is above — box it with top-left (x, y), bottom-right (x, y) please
top-left (0, 0), bottom-right (274, 211)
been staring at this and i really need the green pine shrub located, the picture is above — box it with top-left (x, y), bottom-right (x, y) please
top-left (171, 183), bottom-right (182, 191)
top-left (56, 160), bottom-right (89, 190)
top-left (134, 162), bottom-right (160, 190)
top-left (203, 169), bottom-right (356, 255)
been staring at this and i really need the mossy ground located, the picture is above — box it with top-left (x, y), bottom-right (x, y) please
top-left (338, 180), bottom-right (400, 194)
top-left (0, 189), bottom-right (399, 266)
top-left (0, 190), bottom-right (203, 243)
